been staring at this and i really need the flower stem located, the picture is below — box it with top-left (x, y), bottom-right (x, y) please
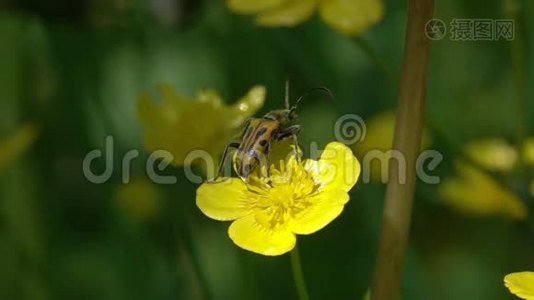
top-left (370, 1), bottom-right (434, 300)
top-left (290, 246), bottom-right (310, 300)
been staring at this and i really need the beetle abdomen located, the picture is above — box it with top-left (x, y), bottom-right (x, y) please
top-left (234, 119), bottom-right (279, 180)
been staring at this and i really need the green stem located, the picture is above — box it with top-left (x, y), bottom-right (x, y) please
top-left (290, 246), bottom-right (310, 300)
top-left (370, 0), bottom-right (434, 299)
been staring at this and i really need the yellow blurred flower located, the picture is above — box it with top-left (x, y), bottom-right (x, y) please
top-left (0, 123), bottom-right (39, 173)
top-left (356, 111), bottom-right (397, 154)
top-left (504, 271), bottom-right (534, 300)
top-left (196, 142), bottom-right (360, 256)
top-left (522, 137), bottom-right (534, 165)
top-left (354, 110), bottom-right (431, 183)
top-left (464, 138), bottom-right (518, 171)
top-left (227, 0), bottom-right (384, 36)
top-left (115, 178), bottom-right (162, 222)
top-left (138, 84), bottom-right (265, 168)
top-left (439, 161), bottom-right (526, 220)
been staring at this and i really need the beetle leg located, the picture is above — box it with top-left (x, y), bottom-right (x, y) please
top-left (262, 145), bottom-right (273, 188)
top-left (252, 141), bottom-right (271, 180)
top-left (276, 125), bottom-right (302, 161)
top-left (211, 119), bottom-right (253, 182)
top-left (265, 140), bottom-right (272, 179)
top-left (210, 141), bottom-right (241, 182)
top-left (292, 134), bottom-right (301, 162)
top-left (275, 124), bottom-right (301, 141)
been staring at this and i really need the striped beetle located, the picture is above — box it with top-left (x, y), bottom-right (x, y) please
top-left (214, 82), bottom-right (333, 182)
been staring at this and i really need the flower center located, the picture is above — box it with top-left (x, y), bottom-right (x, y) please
top-left (246, 160), bottom-right (319, 230)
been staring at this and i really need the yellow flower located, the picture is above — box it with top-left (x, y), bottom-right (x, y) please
top-left (138, 85), bottom-right (265, 168)
top-left (227, 0), bottom-right (384, 36)
top-left (115, 177), bottom-right (162, 222)
top-left (439, 161), bottom-right (526, 220)
top-left (0, 123), bottom-right (39, 173)
top-left (354, 110), bottom-right (431, 183)
top-left (504, 272), bottom-right (534, 300)
top-left (523, 137), bottom-right (534, 165)
top-left (196, 142), bottom-right (360, 256)
top-left (464, 138), bottom-right (518, 171)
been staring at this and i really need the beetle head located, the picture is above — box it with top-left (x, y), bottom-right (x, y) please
top-left (264, 109), bottom-right (294, 124)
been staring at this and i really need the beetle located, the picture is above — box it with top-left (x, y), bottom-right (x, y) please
top-left (213, 82), bottom-right (333, 182)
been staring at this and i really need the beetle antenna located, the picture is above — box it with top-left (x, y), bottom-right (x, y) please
top-left (285, 78), bottom-right (290, 109)
top-left (292, 86), bottom-right (334, 110)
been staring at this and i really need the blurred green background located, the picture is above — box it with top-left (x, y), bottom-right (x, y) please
top-left (1, 0), bottom-right (533, 299)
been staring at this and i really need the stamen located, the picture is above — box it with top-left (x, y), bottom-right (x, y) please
top-left (244, 158), bottom-right (322, 230)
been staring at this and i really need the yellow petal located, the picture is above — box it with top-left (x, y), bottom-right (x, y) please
top-left (291, 190), bottom-right (349, 234)
top-left (319, 0), bottom-right (384, 36)
top-left (256, 0), bottom-right (317, 27)
top-left (439, 161), bottom-right (526, 220)
top-left (306, 142), bottom-right (360, 192)
top-left (228, 214), bottom-right (296, 256)
top-left (227, 0), bottom-right (284, 14)
top-left (504, 272), bottom-right (534, 300)
top-left (464, 138), bottom-right (518, 171)
top-left (196, 179), bottom-right (251, 221)
top-left (138, 92), bottom-right (179, 130)
top-left (228, 85), bottom-right (266, 128)
top-left (197, 89), bottom-right (224, 107)
top-left (138, 85), bottom-right (265, 168)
